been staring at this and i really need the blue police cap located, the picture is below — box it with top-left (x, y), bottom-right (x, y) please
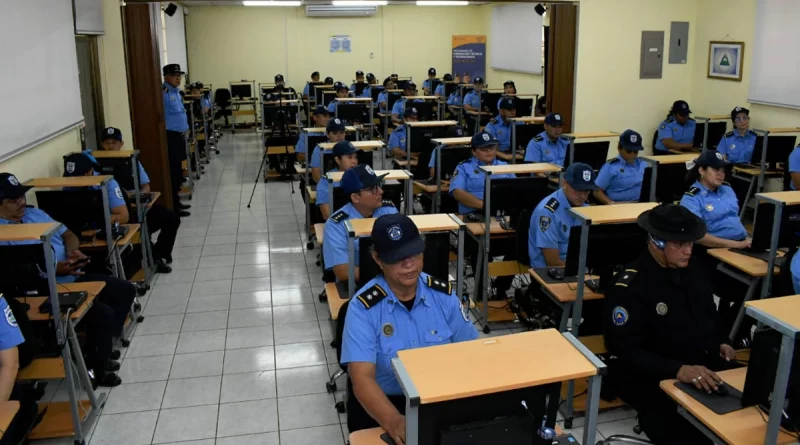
top-left (619, 129), bottom-right (643, 151)
top-left (340, 164), bottom-right (389, 195)
top-left (313, 106), bottom-right (329, 116)
top-left (695, 150), bottom-right (729, 169)
top-left (473, 77), bottom-right (484, 84)
top-left (471, 131), bottom-right (498, 148)
top-left (63, 153), bottom-right (100, 177)
top-left (311, 71), bottom-right (320, 78)
top-left (356, 70), bottom-right (364, 77)
top-left (443, 73), bottom-right (453, 82)
top-left (564, 162), bottom-right (597, 191)
top-left (371, 213), bottom-right (425, 264)
top-left (334, 82), bottom-right (348, 92)
top-left (162, 64), bottom-right (184, 75)
top-left (428, 67), bottom-right (437, 76)
top-left (403, 107), bottom-right (419, 118)
top-left (326, 118), bottom-right (346, 132)
top-left (101, 127), bottom-right (123, 142)
top-left (671, 100), bottom-right (691, 116)
top-left (499, 98), bottom-right (517, 110)
top-left (544, 113), bottom-right (564, 126)
top-left (0, 173), bottom-right (32, 200)
top-left (731, 106), bottom-right (750, 122)
top-left (332, 141), bottom-right (361, 157)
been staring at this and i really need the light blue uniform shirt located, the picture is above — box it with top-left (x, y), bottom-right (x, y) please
top-left (303, 83), bottom-right (310, 97)
top-left (717, 130), bottom-right (758, 164)
top-left (655, 117), bottom-right (696, 154)
top-left (85, 149), bottom-right (150, 188)
top-left (391, 98), bottom-right (424, 118)
top-left (594, 155), bottom-right (646, 203)
top-left (788, 146), bottom-right (800, 191)
top-left (296, 130), bottom-right (325, 156)
top-left (362, 86), bottom-right (372, 99)
top-left (309, 143), bottom-right (332, 170)
top-left (328, 100), bottom-right (353, 114)
top-left (163, 83), bottom-right (188, 132)
top-left (322, 202), bottom-right (399, 273)
top-left (316, 168), bottom-right (339, 208)
top-left (200, 96), bottom-right (211, 111)
top-left (528, 188), bottom-right (586, 268)
top-left (680, 181), bottom-right (747, 241)
top-left (484, 115), bottom-right (517, 152)
top-left (463, 90), bottom-right (482, 110)
top-left (524, 131), bottom-right (569, 165)
top-left (87, 172), bottom-right (127, 209)
top-left (388, 125), bottom-right (407, 154)
top-left (423, 79), bottom-right (435, 93)
top-left (0, 208), bottom-right (74, 284)
top-left (446, 91), bottom-right (462, 106)
top-left (341, 273), bottom-right (478, 395)
top-left (449, 157), bottom-right (515, 214)
top-left (0, 298), bottom-right (24, 350)
top-left (377, 91), bottom-right (390, 114)
top-left (791, 252), bottom-right (800, 294)
top-left (434, 84), bottom-right (445, 97)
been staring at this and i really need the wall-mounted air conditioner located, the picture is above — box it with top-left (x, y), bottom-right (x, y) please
top-left (305, 5), bottom-right (378, 17)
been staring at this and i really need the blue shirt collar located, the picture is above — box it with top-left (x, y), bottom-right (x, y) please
top-left (555, 188), bottom-right (573, 212)
top-left (694, 180), bottom-right (717, 195)
top-left (471, 156), bottom-right (500, 167)
top-left (495, 115), bottom-right (506, 125)
top-left (384, 275), bottom-right (432, 313)
top-left (163, 82), bottom-right (180, 93)
top-left (618, 154), bottom-right (640, 167)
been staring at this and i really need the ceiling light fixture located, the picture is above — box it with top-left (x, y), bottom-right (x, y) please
top-left (242, 1), bottom-right (302, 6)
top-left (331, 1), bottom-right (389, 6)
top-left (416, 1), bottom-right (469, 5)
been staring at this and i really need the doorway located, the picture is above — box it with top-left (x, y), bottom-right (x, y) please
top-left (75, 36), bottom-right (104, 150)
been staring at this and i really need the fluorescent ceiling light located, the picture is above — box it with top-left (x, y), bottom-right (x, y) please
top-left (242, 1), bottom-right (302, 6)
top-left (416, 1), bottom-right (469, 5)
top-left (331, 1), bottom-right (388, 6)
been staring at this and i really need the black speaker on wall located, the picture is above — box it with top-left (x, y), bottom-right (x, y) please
top-left (164, 3), bottom-right (178, 17)
top-left (534, 3), bottom-right (546, 16)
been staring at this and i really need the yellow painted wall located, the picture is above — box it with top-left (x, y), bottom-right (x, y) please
top-left (97, 0), bottom-right (133, 141)
top-left (481, 4), bottom-right (544, 97)
top-left (0, 129), bottom-right (83, 184)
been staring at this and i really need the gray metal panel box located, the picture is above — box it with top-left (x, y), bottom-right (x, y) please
top-left (640, 31), bottom-right (664, 79)
top-left (669, 22), bottom-right (690, 64)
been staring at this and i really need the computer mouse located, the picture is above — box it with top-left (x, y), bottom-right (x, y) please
top-left (548, 268), bottom-right (564, 280)
top-left (714, 383), bottom-right (729, 396)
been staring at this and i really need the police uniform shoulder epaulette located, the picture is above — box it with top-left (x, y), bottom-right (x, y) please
top-left (544, 197), bottom-right (560, 213)
top-left (749, 130), bottom-right (758, 136)
top-left (489, 118), bottom-right (498, 125)
top-left (162, 86), bottom-right (168, 93)
top-left (532, 135), bottom-right (544, 142)
top-left (685, 186), bottom-right (700, 197)
top-left (665, 117), bottom-right (675, 124)
top-left (614, 269), bottom-right (638, 287)
top-left (725, 131), bottom-right (734, 138)
top-left (330, 210), bottom-right (349, 223)
top-left (722, 181), bottom-right (732, 188)
top-left (381, 199), bottom-right (395, 207)
top-left (426, 276), bottom-right (452, 295)
top-left (607, 157), bottom-right (621, 164)
top-left (457, 158), bottom-right (471, 166)
top-left (356, 283), bottom-right (388, 309)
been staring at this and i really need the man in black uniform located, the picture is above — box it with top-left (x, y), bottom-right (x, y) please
top-left (604, 203), bottom-right (738, 445)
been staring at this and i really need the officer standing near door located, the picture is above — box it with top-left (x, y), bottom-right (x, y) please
top-left (162, 63), bottom-right (191, 213)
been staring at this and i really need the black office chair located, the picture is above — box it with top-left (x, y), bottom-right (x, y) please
top-left (214, 88), bottom-right (232, 127)
top-left (652, 130), bottom-right (659, 153)
top-left (325, 299), bottom-right (350, 414)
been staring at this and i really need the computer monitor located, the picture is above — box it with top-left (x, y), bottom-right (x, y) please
top-left (387, 92), bottom-right (403, 112)
top-left (335, 103), bottom-right (369, 125)
top-left (405, 101), bottom-right (437, 121)
top-left (95, 156), bottom-right (138, 192)
top-left (749, 202), bottom-right (800, 252)
top-left (742, 327), bottom-right (800, 429)
top-left (752, 135), bottom-right (798, 169)
top-left (483, 92), bottom-right (504, 115)
top-left (564, 222), bottom-right (648, 292)
top-left (314, 87), bottom-right (330, 105)
top-left (353, 82), bottom-right (367, 97)
top-left (35, 189), bottom-right (107, 236)
top-left (638, 162), bottom-right (690, 204)
top-left (370, 86), bottom-right (384, 104)
top-left (322, 151), bottom-right (373, 175)
top-left (409, 125), bottom-right (456, 180)
top-left (230, 83), bottom-right (253, 99)
top-left (563, 141), bottom-right (612, 171)
top-left (514, 98), bottom-right (535, 117)
top-left (691, 121), bottom-right (728, 150)
top-left (489, 177), bottom-right (551, 230)
top-left (357, 232), bottom-right (451, 287)
top-left (515, 124), bottom-right (544, 153)
top-left (262, 103), bottom-right (298, 129)
top-left (439, 146), bottom-right (472, 180)
top-left (0, 244), bottom-right (48, 297)
top-left (322, 91), bottom-right (338, 107)
top-left (444, 82), bottom-right (459, 98)
top-left (429, 79), bottom-right (442, 94)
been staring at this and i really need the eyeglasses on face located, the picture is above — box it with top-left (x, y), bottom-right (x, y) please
top-left (360, 183), bottom-right (384, 195)
top-left (734, 116), bottom-right (750, 122)
top-left (475, 146), bottom-right (497, 152)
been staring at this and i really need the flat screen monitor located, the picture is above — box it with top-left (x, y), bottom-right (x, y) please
top-left (35, 189), bottom-right (107, 236)
top-left (564, 222), bottom-right (648, 292)
top-left (489, 177), bottom-right (551, 230)
top-left (752, 135), bottom-right (797, 168)
top-left (439, 146), bottom-right (472, 180)
top-left (230, 83), bottom-right (253, 99)
top-left (564, 141), bottom-right (611, 172)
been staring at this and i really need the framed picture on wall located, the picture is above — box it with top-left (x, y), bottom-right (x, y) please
top-left (708, 41), bottom-right (745, 81)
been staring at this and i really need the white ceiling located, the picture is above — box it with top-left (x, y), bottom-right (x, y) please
top-left (177, 0), bottom-right (512, 5)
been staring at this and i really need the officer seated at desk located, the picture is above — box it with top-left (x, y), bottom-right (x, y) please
top-left (604, 203), bottom-right (738, 445)
top-left (310, 118), bottom-right (347, 184)
top-left (350, 70), bottom-right (366, 95)
top-left (524, 113), bottom-right (569, 165)
top-left (317, 141), bottom-right (360, 220)
top-left (391, 82), bottom-right (422, 126)
top-left (322, 165), bottom-right (399, 283)
top-left (302, 71), bottom-right (320, 100)
top-left (654, 100), bottom-right (696, 155)
top-left (593, 129), bottom-right (647, 204)
top-left (98, 127), bottom-right (181, 271)
top-left (427, 125), bottom-right (466, 180)
top-left (328, 82), bottom-right (353, 114)
top-left (498, 80), bottom-right (517, 110)
top-left (341, 213), bottom-right (478, 440)
top-left (378, 77), bottom-right (395, 115)
top-left (422, 67), bottom-right (437, 95)
top-left (717, 106), bottom-right (757, 164)
top-left (388, 107), bottom-right (419, 160)
top-left (363, 73), bottom-right (377, 99)
top-left (63, 153), bottom-right (129, 225)
top-left (0, 173), bottom-right (134, 387)
top-left (296, 106), bottom-right (330, 164)
top-left (484, 97), bottom-right (519, 154)
top-left (434, 73), bottom-right (452, 97)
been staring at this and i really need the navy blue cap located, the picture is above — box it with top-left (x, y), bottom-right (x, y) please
top-left (332, 141), bottom-right (360, 157)
top-left (474, 77), bottom-right (484, 84)
top-left (428, 67), bottom-right (437, 75)
top-left (334, 82), bottom-right (348, 92)
top-left (471, 131), bottom-right (498, 148)
top-left (499, 97), bottom-right (516, 110)
top-left (444, 126), bottom-right (465, 138)
top-left (311, 71), bottom-right (320, 77)
top-left (671, 100), bottom-right (691, 116)
top-left (443, 73), bottom-right (453, 82)
top-left (695, 150), bottom-right (729, 169)
top-left (64, 153), bottom-right (100, 177)
top-left (189, 81), bottom-right (204, 89)
top-left (326, 118), bottom-right (346, 132)
top-left (275, 74), bottom-right (284, 82)
top-left (0, 173), bottom-right (32, 200)
top-left (324, 77), bottom-right (334, 84)
top-left (731, 106), bottom-right (750, 121)
top-left (162, 64), bottom-right (184, 75)
top-left (101, 127), bottom-right (123, 142)
top-left (564, 162), bottom-right (597, 191)
top-left (619, 129), bottom-right (643, 151)
top-left (366, 73), bottom-right (376, 81)
top-left (404, 81), bottom-right (417, 90)
top-left (371, 213), bottom-right (425, 264)
top-left (403, 106), bottom-right (419, 118)
top-left (544, 113), bottom-right (564, 126)
top-left (356, 70), bottom-right (364, 77)
top-left (340, 164), bottom-right (389, 195)
top-left (503, 80), bottom-right (515, 87)
top-left (313, 106), bottom-right (329, 116)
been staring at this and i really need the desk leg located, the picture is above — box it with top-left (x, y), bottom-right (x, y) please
top-left (767, 335), bottom-right (795, 444)
top-left (61, 329), bottom-right (85, 442)
top-left (729, 276), bottom-right (760, 344)
top-left (739, 175), bottom-right (757, 218)
top-left (677, 405), bottom-right (726, 444)
top-left (582, 375), bottom-right (601, 445)
top-left (475, 236), bottom-right (488, 329)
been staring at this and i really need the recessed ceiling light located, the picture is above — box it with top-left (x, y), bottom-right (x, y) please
top-left (242, 1), bottom-right (302, 6)
top-left (331, 1), bottom-right (389, 6)
top-left (416, 1), bottom-right (469, 5)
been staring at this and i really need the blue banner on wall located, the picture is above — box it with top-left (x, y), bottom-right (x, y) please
top-left (452, 35), bottom-right (486, 82)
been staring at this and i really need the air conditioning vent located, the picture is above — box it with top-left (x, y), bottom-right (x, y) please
top-left (305, 5), bottom-right (378, 17)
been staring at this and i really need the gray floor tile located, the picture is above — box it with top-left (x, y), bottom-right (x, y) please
top-left (176, 227), bottom-right (209, 238)
top-left (228, 308), bottom-right (273, 328)
top-left (277, 393), bottom-right (340, 430)
top-left (170, 351), bottom-right (224, 379)
top-left (232, 264), bottom-right (270, 279)
top-left (153, 269), bottom-right (197, 284)
top-left (175, 237), bottom-right (205, 247)
top-left (270, 251), bottom-right (306, 263)
top-left (195, 265), bottom-right (235, 282)
top-left (280, 424), bottom-right (345, 445)
top-left (143, 296), bottom-right (189, 316)
top-left (161, 375), bottom-right (222, 409)
top-left (118, 355), bottom-right (173, 383)
top-left (150, 282), bottom-right (193, 299)
top-left (182, 310), bottom-right (229, 332)
top-left (269, 261), bottom-right (309, 276)
top-left (220, 371), bottom-right (276, 403)
top-left (226, 326), bottom-right (274, 349)
top-left (229, 291), bottom-right (272, 309)
top-left (198, 255), bottom-right (236, 268)
top-left (272, 304), bottom-right (319, 325)
top-left (187, 294), bottom-right (231, 313)
top-left (223, 346), bottom-right (275, 374)
top-left (177, 329), bottom-right (227, 353)
top-left (235, 242), bottom-right (270, 253)
top-left (274, 342), bottom-right (327, 369)
top-left (231, 277), bottom-right (271, 293)
top-left (273, 322), bottom-right (322, 345)
top-left (153, 404), bottom-right (219, 443)
top-left (237, 233), bottom-right (270, 243)
top-left (191, 279), bottom-right (233, 297)
top-left (125, 333), bottom-right (178, 358)
top-left (271, 287), bottom-right (313, 306)
top-left (596, 417), bottom-right (639, 439)
top-left (155, 440), bottom-right (215, 445)
top-left (90, 410), bottom-right (159, 445)
top-left (217, 399), bottom-right (278, 437)
top-left (103, 381), bottom-right (166, 415)
top-left (166, 256), bottom-right (201, 271)
top-left (215, 433), bottom-right (279, 445)
top-left (235, 252), bottom-right (271, 265)
top-left (275, 365), bottom-right (331, 397)
top-left (205, 234), bottom-right (238, 245)
top-left (172, 246), bottom-right (204, 259)
top-left (133, 314), bottom-right (183, 336)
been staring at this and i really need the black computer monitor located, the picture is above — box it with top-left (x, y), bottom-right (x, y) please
top-left (0, 244), bottom-right (48, 297)
top-left (409, 125), bottom-right (456, 179)
top-left (322, 151), bottom-right (373, 175)
top-left (321, 92), bottom-right (338, 107)
top-left (444, 82), bottom-right (459, 98)
top-left (314, 87), bottom-right (329, 105)
top-left (742, 327), bottom-right (800, 429)
top-left (483, 92), bottom-right (503, 115)
top-left (230, 83), bottom-right (252, 99)
top-left (638, 162), bottom-right (690, 204)
top-left (699, 121), bottom-right (728, 150)
top-left (387, 92), bottom-right (403, 112)
top-left (353, 82), bottom-right (367, 97)
top-left (262, 103), bottom-right (298, 129)
top-left (370, 86), bottom-right (384, 104)
top-left (95, 156), bottom-right (138, 192)
top-left (357, 232), bottom-right (450, 287)
top-left (438, 146), bottom-right (472, 180)
top-left (35, 190), bottom-right (107, 236)
top-left (405, 101), bottom-right (437, 121)
top-left (335, 103), bottom-right (369, 125)
top-left (563, 141), bottom-right (612, 171)
top-left (515, 124), bottom-right (544, 153)
top-left (489, 177), bottom-right (551, 229)
top-left (564, 222), bottom-right (648, 292)
top-left (429, 79), bottom-right (442, 94)
top-left (752, 135), bottom-right (798, 169)
top-left (750, 202), bottom-right (800, 252)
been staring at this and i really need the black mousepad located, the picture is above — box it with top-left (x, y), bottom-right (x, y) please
top-left (532, 268), bottom-right (580, 284)
top-left (380, 432), bottom-right (397, 445)
top-left (674, 381), bottom-right (745, 415)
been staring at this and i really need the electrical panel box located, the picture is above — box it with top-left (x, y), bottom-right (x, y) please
top-left (640, 31), bottom-right (665, 79)
top-left (669, 22), bottom-right (690, 64)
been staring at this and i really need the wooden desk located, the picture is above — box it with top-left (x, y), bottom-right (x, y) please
top-left (327, 169), bottom-right (410, 182)
top-left (466, 110), bottom-right (492, 116)
top-left (79, 224), bottom-right (140, 248)
top-left (640, 153), bottom-right (698, 165)
top-left (406, 120), bottom-right (458, 128)
top-left (496, 151), bottom-right (524, 161)
top-left (0, 401), bottom-right (19, 436)
top-left (465, 219), bottom-right (514, 237)
top-left (757, 190), bottom-right (800, 206)
top-left (325, 282), bottom-right (347, 320)
top-left (746, 295), bottom-right (800, 332)
top-left (336, 97), bottom-right (372, 102)
top-left (314, 223), bottom-right (325, 244)
top-left (510, 116), bottom-right (544, 124)
top-left (480, 163), bottom-right (561, 175)
top-left (302, 126), bottom-right (358, 133)
top-left (570, 202), bottom-right (658, 224)
top-left (709, 249), bottom-right (782, 277)
top-left (564, 131), bottom-right (619, 139)
top-left (306, 187), bottom-right (316, 204)
top-left (661, 368), bottom-right (796, 445)
top-left (529, 269), bottom-right (604, 303)
top-left (262, 99), bottom-right (300, 105)
top-left (767, 127), bottom-right (800, 134)
top-left (431, 136), bottom-right (472, 146)
top-left (733, 166), bottom-right (781, 177)
top-left (319, 141), bottom-right (384, 151)
top-left (393, 159), bottom-right (418, 167)
top-left (413, 180), bottom-right (449, 194)
top-left (404, 96), bottom-right (439, 100)
top-left (90, 150), bottom-right (138, 159)
top-left (0, 223), bottom-right (61, 241)
top-left (18, 282), bottom-right (103, 322)
top-left (25, 176), bottom-right (112, 188)
top-left (348, 214), bottom-right (459, 237)
top-left (350, 425), bottom-right (568, 445)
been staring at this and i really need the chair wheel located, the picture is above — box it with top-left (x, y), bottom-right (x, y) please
top-left (318, 292), bottom-right (328, 303)
top-left (315, 260), bottom-right (321, 266)
top-left (215, 150), bottom-right (220, 155)
top-left (483, 326), bottom-right (491, 334)
top-left (133, 303), bottom-right (142, 312)
top-left (335, 401), bottom-right (346, 413)
top-left (136, 316), bottom-right (145, 323)
top-left (120, 339), bottom-right (131, 347)
top-left (306, 242), bottom-right (314, 250)
top-left (326, 382), bottom-right (337, 393)
top-left (633, 425), bottom-right (642, 434)
top-left (564, 419), bottom-right (573, 429)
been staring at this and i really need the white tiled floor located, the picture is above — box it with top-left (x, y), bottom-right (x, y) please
top-left (35, 130), bottom-right (648, 444)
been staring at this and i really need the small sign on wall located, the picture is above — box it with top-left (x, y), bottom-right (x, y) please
top-left (330, 35), bottom-right (351, 53)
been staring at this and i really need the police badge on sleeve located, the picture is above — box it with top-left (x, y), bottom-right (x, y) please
top-left (539, 216), bottom-right (551, 232)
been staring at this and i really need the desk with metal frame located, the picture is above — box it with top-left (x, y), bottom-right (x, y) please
top-left (694, 114), bottom-right (729, 152)
top-left (335, 97), bottom-right (374, 137)
top-left (509, 116), bottom-right (545, 164)
top-left (326, 169), bottom-right (413, 215)
top-left (733, 129), bottom-right (800, 216)
top-left (640, 153), bottom-right (699, 202)
top-left (430, 136), bottom-right (472, 213)
top-left (562, 131), bottom-right (619, 167)
top-left (754, 191), bottom-right (800, 305)
top-left (403, 120), bottom-right (459, 167)
top-left (0, 224), bottom-right (105, 444)
top-left (182, 101), bottom-right (199, 183)
top-left (230, 98), bottom-right (258, 134)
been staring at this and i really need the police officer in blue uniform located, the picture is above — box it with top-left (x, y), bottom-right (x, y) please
top-left (296, 106), bottom-right (330, 164)
top-left (422, 67), bottom-right (437, 95)
top-left (446, 80), bottom-right (463, 115)
top-left (388, 107), bottom-right (419, 159)
top-left (342, 213), bottom-right (478, 438)
top-left (594, 129), bottom-right (647, 204)
top-left (363, 73), bottom-right (377, 99)
top-left (310, 118), bottom-right (347, 184)
top-left (524, 113), bottom-right (569, 165)
top-left (378, 77), bottom-right (396, 114)
top-left (434, 73), bottom-right (452, 97)
top-left (717, 106), bottom-right (757, 164)
top-left (680, 150), bottom-right (749, 249)
top-left (391, 82), bottom-right (421, 125)
top-left (449, 131), bottom-right (515, 214)
top-left (328, 82), bottom-right (353, 114)
top-left (162, 64), bottom-right (191, 212)
top-left (788, 143), bottom-right (800, 190)
top-left (302, 71), bottom-right (320, 100)
top-left (350, 70), bottom-right (366, 96)
top-left (322, 165), bottom-right (399, 283)
top-left (63, 153), bottom-right (130, 225)
top-left (462, 77), bottom-right (484, 112)
top-left (528, 163), bottom-right (596, 268)
top-left (654, 100), bottom-right (697, 155)
top-left (317, 141), bottom-right (361, 220)
top-left (427, 125), bottom-right (466, 179)
top-left (498, 80), bottom-right (516, 110)
top-left (484, 97), bottom-right (518, 153)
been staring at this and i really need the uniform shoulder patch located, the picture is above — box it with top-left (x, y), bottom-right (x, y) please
top-left (330, 210), bottom-right (349, 223)
top-left (456, 159), bottom-right (471, 166)
top-left (532, 135), bottom-right (544, 142)
top-left (543, 197), bottom-right (560, 213)
top-left (614, 269), bottom-right (637, 287)
top-left (665, 117), bottom-right (675, 124)
top-left (356, 284), bottom-right (388, 309)
top-left (685, 186), bottom-right (700, 197)
top-left (426, 276), bottom-right (452, 295)
top-left (607, 157), bottom-right (621, 164)
top-left (382, 199), bottom-right (395, 207)
top-left (725, 131), bottom-right (734, 138)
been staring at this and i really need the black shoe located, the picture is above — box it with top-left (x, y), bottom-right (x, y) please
top-left (104, 360), bottom-right (121, 372)
top-left (110, 349), bottom-right (121, 360)
top-left (165, 254), bottom-right (173, 264)
top-left (155, 259), bottom-right (173, 274)
top-left (92, 371), bottom-right (122, 388)
top-left (177, 202), bottom-right (192, 210)
top-left (178, 210), bottom-right (191, 218)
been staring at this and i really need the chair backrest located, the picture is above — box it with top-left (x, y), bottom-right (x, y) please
top-left (214, 88), bottom-right (231, 107)
top-left (652, 130), bottom-right (659, 151)
top-left (774, 246), bottom-right (798, 297)
top-left (334, 299), bottom-right (351, 370)
top-left (515, 209), bottom-right (533, 267)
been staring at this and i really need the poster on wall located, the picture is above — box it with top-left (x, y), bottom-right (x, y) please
top-left (452, 35), bottom-right (486, 82)
top-left (330, 35), bottom-right (352, 53)
top-left (707, 41), bottom-right (744, 81)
